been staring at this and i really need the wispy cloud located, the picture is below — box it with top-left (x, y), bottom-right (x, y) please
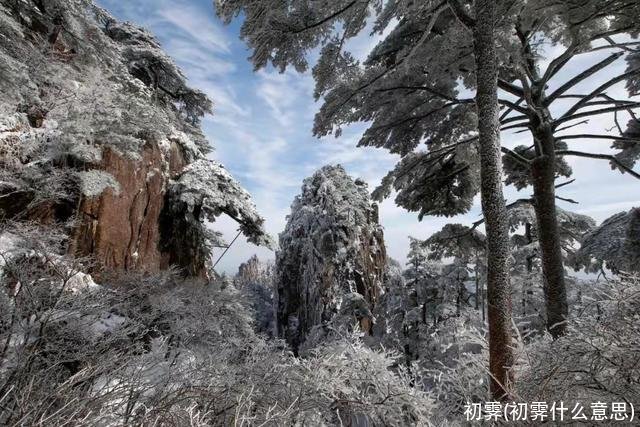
top-left (156, 4), bottom-right (231, 54)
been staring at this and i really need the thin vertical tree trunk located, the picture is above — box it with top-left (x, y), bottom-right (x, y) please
top-left (473, 0), bottom-right (515, 400)
top-left (475, 252), bottom-right (480, 310)
top-left (530, 128), bottom-right (568, 338)
top-left (523, 222), bottom-right (533, 317)
top-left (512, 21), bottom-right (570, 340)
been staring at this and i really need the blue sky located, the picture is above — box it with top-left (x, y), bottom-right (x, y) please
top-left (98, 0), bottom-right (640, 274)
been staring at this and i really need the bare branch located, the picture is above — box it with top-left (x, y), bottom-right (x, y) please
top-left (540, 41), bottom-right (581, 86)
top-left (555, 195), bottom-right (579, 204)
top-left (556, 134), bottom-right (640, 143)
top-left (498, 79), bottom-right (525, 98)
top-left (555, 179), bottom-right (576, 189)
top-left (545, 52), bottom-right (624, 106)
top-left (555, 150), bottom-right (640, 180)
top-left (554, 103), bottom-right (640, 128)
top-left (559, 67), bottom-right (640, 118)
top-left (447, 0), bottom-right (476, 28)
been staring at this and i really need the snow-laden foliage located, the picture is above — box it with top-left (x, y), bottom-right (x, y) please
top-left (517, 275), bottom-right (640, 407)
top-left (626, 50), bottom-right (640, 96)
top-left (216, 0), bottom-right (640, 216)
top-left (372, 144), bottom-right (480, 218)
top-left (503, 144), bottom-right (572, 191)
top-left (424, 223), bottom-right (486, 261)
top-left (0, 0), bottom-right (211, 156)
top-left (0, 224), bottom-right (432, 426)
top-left (101, 17), bottom-right (212, 128)
top-left (615, 118), bottom-right (640, 169)
top-left (158, 160), bottom-right (272, 277)
top-left (276, 165), bottom-right (386, 350)
top-left (169, 159), bottom-right (273, 248)
top-left (574, 207), bottom-right (640, 274)
top-left (507, 202), bottom-right (595, 260)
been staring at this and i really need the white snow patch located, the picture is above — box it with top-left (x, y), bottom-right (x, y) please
top-left (66, 271), bottom-right (100, 294)
top-left (77, 170), bottom-right (121, 197)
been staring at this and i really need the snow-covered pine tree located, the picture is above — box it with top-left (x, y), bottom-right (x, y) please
top-left (423, 223), bottom-right (486, 316)
top-left (494, 0), bottom-right (640, 338)
top-left (216, 0), bottom-right (640, 343)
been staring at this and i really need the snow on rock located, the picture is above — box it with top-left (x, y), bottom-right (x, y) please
top-left (275, 165), bottom-right (387, 350)
top-left (66, 271), bottom-right (100, 294)
top-left (77, 170), bottom-right (121, 197)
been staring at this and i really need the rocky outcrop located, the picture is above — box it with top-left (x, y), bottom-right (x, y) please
top-left (235, 255), bottom-right (275, 335)
top-left (236, 255), bottom-right (271, 288)
top-left (71, 141), bottom-right (186, 274)
top-left (275, 165), bottom-right (387, 350)
top-left (575, 207), bottom-right (640, 273)
top-left (0, 0), bottom-right (271, 278)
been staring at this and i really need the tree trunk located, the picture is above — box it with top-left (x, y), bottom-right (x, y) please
top-left (530, 129), bottom-right (568, 338)
top-left (523, 222), bottom-right (533, 317)
top-left (473, 0), bottom-right (515, 401)
top-left (475, 254), bottom-right (480, 310)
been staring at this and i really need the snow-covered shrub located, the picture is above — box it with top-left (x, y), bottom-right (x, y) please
top-left (516, 275), bottom-right (640, 406)
top-left (0, 224), bottom-right (432, 426)
top-left (226, 329), bottom-right (434, 426)
top-left (424, 319), bottom-right (490, 423)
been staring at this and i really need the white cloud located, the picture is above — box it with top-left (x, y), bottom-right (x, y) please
top-left (156, 4), bottom-right (231, 54)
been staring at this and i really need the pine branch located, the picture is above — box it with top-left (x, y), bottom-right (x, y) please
top-left (501, 147), bottom-right (531, 167)
top-left (500, 98), bottom-right (525, 121)
top-left (559, 68), bottom-right (640, 118)
top-left (292, 1), bottom-right (358, 34)
top-left (555, 120), bottom-right (590, 133)
top-left (501, 114), bottom-right (529, 125)
top-left (375, 85), bottom-right (457, 102)
top-left (555, 150), bottom-right (640, 180)
top-left (501, 122), bottom-right (530, 132)
top-left (555, 179), bottom-right (576, 189)
top-left (447, 0), bottom-right (475, 28)
top-left (556, 195), bottom-right (579, 204)
top-left (589, 41), bottom-right (640, 53)
top-left (544, 52), bottom-right (624, 106)
top-left (540, 41), bottom-right (581, 86)
top-left (498, 99), bottom-right (530, 115)
top-left (556, 134), bottom-right (640, 143)
top-left (554, 103), bottom-right (640, 128)
top-left (404, 3), bottom-right (449, 65)
top-left (498, 79), bottom-right (525, 98)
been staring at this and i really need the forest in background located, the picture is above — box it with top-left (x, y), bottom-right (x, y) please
top-left (1, 0), bottom-right (639, 425)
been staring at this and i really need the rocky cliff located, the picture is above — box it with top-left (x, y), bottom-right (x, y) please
top-left (275, 165), bottom-right (387, 350)
top-left (0, 0), bottom-right (271, 277)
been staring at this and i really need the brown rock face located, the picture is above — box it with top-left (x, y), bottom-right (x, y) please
top-left (71, 140), bottom-right (187, 274)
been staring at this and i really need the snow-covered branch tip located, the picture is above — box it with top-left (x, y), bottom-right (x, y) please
top-left (170, 160), bottom-right (275, 249)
